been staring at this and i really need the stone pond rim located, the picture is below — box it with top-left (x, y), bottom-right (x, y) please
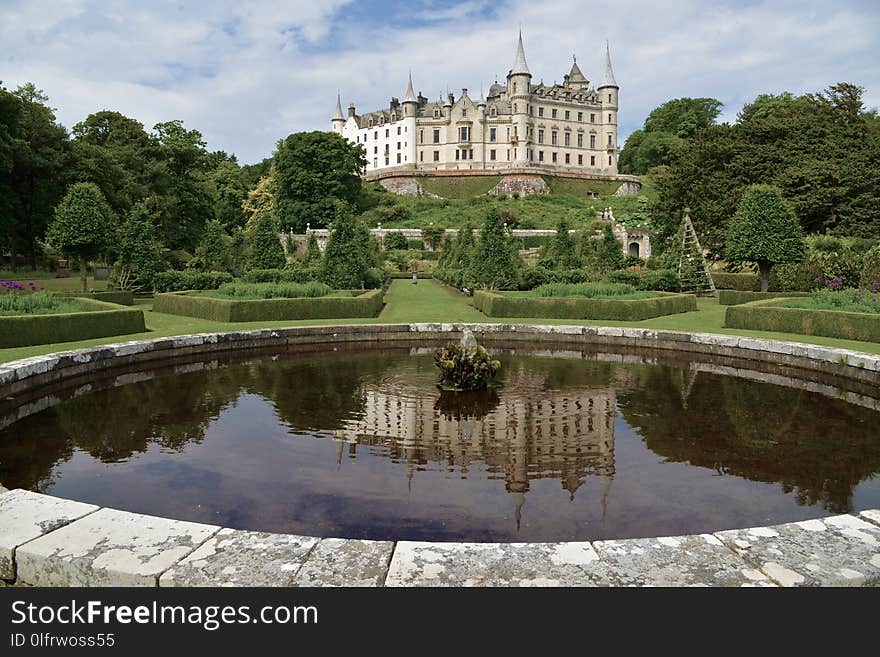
top-left (0, 323), bottom-right (878, 586)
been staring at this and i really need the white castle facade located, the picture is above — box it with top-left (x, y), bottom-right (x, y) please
top-left (331, 32), bottom-right (621, 176)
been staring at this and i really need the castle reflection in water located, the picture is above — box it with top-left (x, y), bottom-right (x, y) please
top-left (332, 368), bottom-right (618, 520)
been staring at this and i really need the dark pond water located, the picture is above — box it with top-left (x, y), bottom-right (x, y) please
top-left (2, 344), bottom-right (879, 542)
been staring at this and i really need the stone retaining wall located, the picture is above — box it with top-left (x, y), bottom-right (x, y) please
top-left (1, 324), bottom-right (879, 587)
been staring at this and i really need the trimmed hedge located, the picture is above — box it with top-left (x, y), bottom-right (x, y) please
top-left (153, 271), bottom-right (233, 292)
top-left (725, 298), bottom-right (880, 343)
top-left (711, 272), bottom-right (761, 291)
top-left (153, 288), bottom-right (385, 322)
top-left (55, 290), bottom-right (135, 306)
top-left (389, 271), bottom-right (433, 279)
top-left (473, 290), bottom-right (697, 321)
top-left (718, 290), bottom-right (812, 306)
top-left (0, 298), bottom-right (145, 348)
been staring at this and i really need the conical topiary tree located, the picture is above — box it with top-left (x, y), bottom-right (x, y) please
top-left (539, 219), bottom-right (580, 270)
top-left (468, 209), bottom-right (523, 290)
top-left (725, 185), bottom-right (806, 292)
top-left (247, 209), bottom-right (286, 270)
top-left (322, 202), bottom-right (373, 288)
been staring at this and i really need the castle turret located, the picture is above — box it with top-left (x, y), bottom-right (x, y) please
top-left (598, 42), bottom-right (619, 174)
top-left (331, 93), bottom-right (345, 134)
top-left (507, 30), bottom-right (532, 167)
top-left (402, 71), bottom-right (418, 167)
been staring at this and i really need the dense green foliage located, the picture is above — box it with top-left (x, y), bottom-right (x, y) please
top-left (383, 231), bottom-right (408, 251)
top-left (539, 220), bottom-right (580, 269)
top-left (474, 290), bottom-right (697, 320)
top-left (717, 290), bottom-right (812, 306)
top-left (154, 288), bottom-right (384, 322)
top-left (654, 83), bottom-right (880, 247)
top-left (468, 210), bottom-right (523, 290)
top-left (212, 281), bottom-right (332, 299)
top-left (193, 219), bottom-right (232, 273)
top-left (619, 97), bottom-right (722, 175)
top-left (725, 297), bottom-right (880, 343)
top-left (152, 270), bottom-right (233, 292)
top-left (528, 282), bottom-right (642, 298)
top-left (322, 203), bottom-right (380, 289)
top-left (0, 298), bottom-right (145, 347)
top-left (725, 185), bottom-right (806, 291)
top-left (47, 182), bottom-right (116, 291)
top-left (273, 131), bottom-right (366, 232)
top-left (0, 290), bottom-right (63, 314)
top-left (247, 210), bottom-right (285, 270)
top-left (115, 202), bottom-right (165, 290)
top-left (433, 341), bottom-right (500, 391)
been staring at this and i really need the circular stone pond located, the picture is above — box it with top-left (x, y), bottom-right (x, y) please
top-left (2, 331), bottom-right (879, 544)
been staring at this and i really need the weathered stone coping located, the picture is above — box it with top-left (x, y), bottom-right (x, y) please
top-left (1, 324), bottom-right (879, 586)
top-left (1, 489), bottom-right (878, 587)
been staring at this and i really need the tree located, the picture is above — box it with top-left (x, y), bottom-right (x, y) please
top-left (115, 201), bottom-right (164, 290)
top-left (322, 202), bottom-right (374, 288)
top-left (303, 232), bottom-right (321, 264)
top-left (247, 210), bottom-right (285, 271)
top-left (468, 210), bottom-right (523, 290)
top-left (539, 219), bottom-right (580, 270)
top-left (273, 131), bottom-right (366, 232)
top-left (194, 219), bottom-right (232, 272)
top-left (597, 224), bottom-right (625, 272)
top-left (47, 182), bottom-right (115, 291)
top-left (383, 231), bottom-right (408, 251)
top-left (619, 97), bottom-right (722, 175)
top-left (725, 185), bottom-right (806, 291)
top-left (209, 159), bottom-right (248, 230)
top-left (422, 224), bottom-right (444, 251)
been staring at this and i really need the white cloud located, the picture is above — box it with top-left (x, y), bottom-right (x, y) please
top-left (1, 0), bottom-right (878, 163)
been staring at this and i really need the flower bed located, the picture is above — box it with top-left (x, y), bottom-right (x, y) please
top-left (0, 298), bottom-right (146, 348)
top-left (473, 290), bottom-right (697, 320)
top-left (153, 288), bottom-right (385, 322)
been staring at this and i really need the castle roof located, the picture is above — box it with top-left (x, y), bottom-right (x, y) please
top-left (568, 57), bottom-right (587, 83)
top-left (333, 93), bottom-right (344, 121)
top-left (599, 42), bottom-right (618, 88)
top-left (403, 71), bottom-right (416, 103)
top-left (511, 30), bottom-right (530, 75)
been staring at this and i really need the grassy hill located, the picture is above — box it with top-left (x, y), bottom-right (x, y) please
top-left (360, 174), bottom-right (656, 230)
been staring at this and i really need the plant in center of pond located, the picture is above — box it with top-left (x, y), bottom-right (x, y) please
top-left (433, 330), bottom-right (501, 391)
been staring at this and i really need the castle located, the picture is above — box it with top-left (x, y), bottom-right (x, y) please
top-left (331, 32), bottom-right (620, 177)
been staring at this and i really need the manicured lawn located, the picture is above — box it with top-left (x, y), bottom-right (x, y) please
top-left (1, 279), bottom-right (879, 363)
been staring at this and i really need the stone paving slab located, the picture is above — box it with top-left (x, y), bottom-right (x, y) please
top-left (385, 541), bottom-right (614, 587)
top-left (16, 508), bottom-right (219, 586)
top-left (716, 514), bottom-right (880, 587)
top-left (593, 534), bottom-right (775, 587)
top-left (291, 538), bottom-right (394, 587)
top-left (159, 529), bottom-right (319, 587)
top-left (860, 509), bottom-right (880, 527)
top-left (0, 490), bottom-right (98, 581)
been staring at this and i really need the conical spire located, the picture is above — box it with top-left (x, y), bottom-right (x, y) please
top-left (403, 70), bottom-right (416, 103)
top-left (333, 93), bottom-right (344, 120)
top-left (599, 41), bottom-right (618, 88)
top-left (568, 55), bottom-right (587, 83)
top-left (511, 29), bottom-right (530, 75)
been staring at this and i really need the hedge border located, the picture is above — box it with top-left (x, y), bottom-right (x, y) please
top-left (55, 290), bottom-right (134, 306)
top-left (153, 288), bottom-right (385, 322)
top-left (473, 290), bottom-right (697, 320)
top-left (0, 298), bottom-right (146, 348)
top-left (711, 272), bottom-right (760, 291)
top-left (725, 297), bottom-right (880, 343)
top-left (389, 272), bottom-right (434, 279)
top-left (718, 290), bottom-right (812, 306)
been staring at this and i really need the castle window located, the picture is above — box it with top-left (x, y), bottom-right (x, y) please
top-left (578, 154), bottom-right (583, 165)
top-left (538, 129), bottom-right (544, 144)
top-left (397, 126), bottom-right (401, 135)
top-left (590, 134), bottom-right (596, 149)
top-left (565, 110), bottom-right (570, 120)
top-left (608, 134), bottom-right (613, 146)
top-left (385, 129), bottom-right (389, 137)
top-left (552, 152), bottom-right (557, 163)
top-left (470, 149), bottom-right (473, 159)
top-left (374, 146), bottom-right (378, 154)
top-left (608, 113), bottom-right (612, 123)
top-left (608, 93), bottom-right (612, 102)
top-left (513, 82), bottom-right (517, 93)
top-left (590, 113), bottom-right (595, 123)
top-left (433, 150), bottom-right (439, 161)
top-left (397, 142), bottom-right (401, 149)
top-left (420, 129), bottom-right (423, 143)
top-left (551, 131), bottom-right (557, 145)
top-left (590, 155), bottom-right (596, 165)
top-left (434, 108), bottom-right (440, 118)
top-left (368, 119), bottom-right (373, 128)
top-left (538, 151), bottom-right (544, 162)
top-left (539, 107), bottom-right (544, 117)
top-left (462, 108), bottom-right (467, 117)
top-left (552, 108), bottom-right (557, 118)
top-left (455, 150), bottom-right (459, 161)
top-left (608, 155), bottom-right (612, 165)
top-left (578, 111), bottom-right (583, 122)
top-left (356, 136), bottom-right (359, 143)
top-left (564, 132), bottom-right (570, 146)
top-left (397, 153), bottom-right (401, 163)
top-left (374, 131), bottom-right (378, 139)
top-left (490, 149), bottom-right (496, 161)
top-left (506, 128), bottom-right (510, 140)
top-left (490, 107), bottom-right (497, 117)
top-left (490, 128), bottom-right (496, 142)
top-left (420, 152), bottom-right (424, 162)
top-left (373, 157), bottom-right (377, 168)
top-left (565, 153), bottom-right (570, 164)
top-left (459, 126), bottom-right (469, 141)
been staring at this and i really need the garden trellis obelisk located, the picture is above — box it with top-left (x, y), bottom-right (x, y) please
top-left (677, 209), bottom-right (716, 295)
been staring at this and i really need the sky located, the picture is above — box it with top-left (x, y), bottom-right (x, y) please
top-left (2, 0), bottom-right (879, 164)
